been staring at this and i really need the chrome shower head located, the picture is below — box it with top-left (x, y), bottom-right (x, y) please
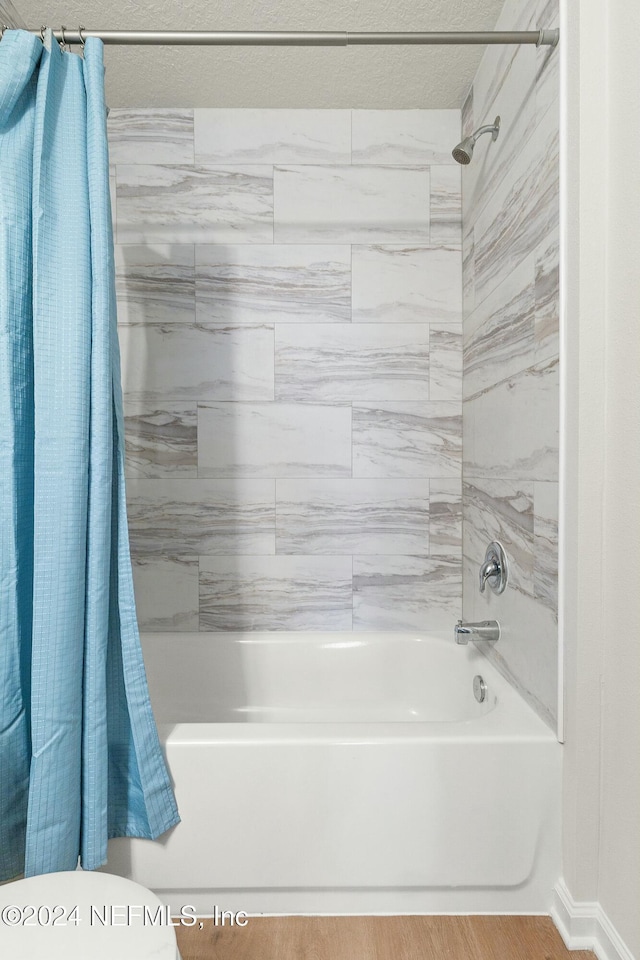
top-left (452, 116), bottom-right (501, 165)
top-left (452, 136), bottom-right (476, 165)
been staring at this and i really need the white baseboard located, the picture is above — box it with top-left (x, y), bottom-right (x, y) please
top-left (551, 879), bottom-right (636, 960)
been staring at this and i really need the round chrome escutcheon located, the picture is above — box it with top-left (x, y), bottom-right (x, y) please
top-left (473, 675), bottom-right (487, 703)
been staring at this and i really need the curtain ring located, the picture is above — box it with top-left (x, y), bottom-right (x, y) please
top-left (78, 25), bottom-right (86, 47)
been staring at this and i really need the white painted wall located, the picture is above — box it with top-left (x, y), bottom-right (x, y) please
top-left (561, 0), bottom-right (640, 954)
top-left (598, 0), bottom-right (640, 949)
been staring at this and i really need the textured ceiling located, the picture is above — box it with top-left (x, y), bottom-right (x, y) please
top-left (12, 0), bottom-right (506, 108)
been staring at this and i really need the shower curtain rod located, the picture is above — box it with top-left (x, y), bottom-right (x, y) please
top-left (22, 28), bottom-right (560, 47)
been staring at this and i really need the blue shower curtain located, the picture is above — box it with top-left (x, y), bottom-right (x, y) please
top-left (0, 29), bottom-right (179, 881)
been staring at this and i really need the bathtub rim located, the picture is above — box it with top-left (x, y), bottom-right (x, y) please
top-left (142, 629), bottom-right (557, 739)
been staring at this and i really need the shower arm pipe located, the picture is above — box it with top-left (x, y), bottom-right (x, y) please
top-left (23, 29), bottom-right (560, 47)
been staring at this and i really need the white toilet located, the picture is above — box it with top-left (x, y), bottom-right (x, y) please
top-left (0, 870), bottom-right (181, 959)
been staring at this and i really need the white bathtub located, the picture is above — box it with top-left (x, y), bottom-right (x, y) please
top-left (104, 632), bottom-right (561, 915)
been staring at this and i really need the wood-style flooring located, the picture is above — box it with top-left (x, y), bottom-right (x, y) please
top-left (175, 915), bottom-right (594, 960)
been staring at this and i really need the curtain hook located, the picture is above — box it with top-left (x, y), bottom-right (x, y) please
top-left (59, 24), bottom-right (68, 51)
top-left (40, 25), bottom-right (46, 43)
top-left (78, 25), bottom-right (86, 47)
top-left (1, 24), bottom-right (9, 41)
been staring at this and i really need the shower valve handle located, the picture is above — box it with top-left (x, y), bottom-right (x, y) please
top-left (478, 541), bottom-right (508, 595)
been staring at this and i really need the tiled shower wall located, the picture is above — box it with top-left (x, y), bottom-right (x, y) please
top-left (107, 109), bottom-right (463, 633)
top-left (461, 0), bottom-right (559, 728)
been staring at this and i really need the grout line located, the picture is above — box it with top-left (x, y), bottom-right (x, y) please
top-left (350, 554), bottom-right (354, 631)
top-left (271, 164), bottom-right (275, 244)
top-left (350, 108), bottom-right (353, 165)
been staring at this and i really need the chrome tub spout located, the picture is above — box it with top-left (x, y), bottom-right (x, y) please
top-left (454, 619), bottom-right (500, 645)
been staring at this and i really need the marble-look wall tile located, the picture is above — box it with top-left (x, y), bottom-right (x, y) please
top-left (461, 48), bottom-right (538, 229)
top-left (463, 356), bottom-right (559, 480)
top-left (195, 245), bottom-right (351, 324)
top-left (430, 323), bottom-right (463, 400)
top-left (352, 403), bottom-right (461, 478)
top-left (198, 402), bottom-right (352, 478)
top-left (119, 323), bottom-right (274, 402)
top-left (194, 109), bottom-right (351, 164)
top-left (462, 0), bottom-right (559, 731)
top-left (463, 255), bottom-right (535, 399)
top-left (276, 479), bottom-right (429, 555)
top-left (461, 87), bottom-right (474, 140)
top-left (430, 479), bottom-right (462, 557)
top-left (536, 49), bottom-right (559, 131)
top-left (353, 556), bottom-right (461, 632)
top-left (472, 5), bottom-right (536, 124)
top-left (109, 106), bottom-right (465, 635)
top-left (462, 224), bottom-right (475, 318)
top-left (473, 105), bottom-right (559, 305)
top-left (273, 165), bottom-right (430, 244)
top-left (463, 479), bottom-right (534, 598)
top-left (351, 110), bottom-right (460, 165)
top-left (534, 227), bottom-right (560, 362)
top-left (124, 403), bottom-right (197, 479)
top-left (115, 244), bottom-right (195, 324)
top-left (536, 0), bottom-right (559, 28)
top-left (496, 0), bottom-right (539, 34)
top-left (116, 165), bottom-right (273, 244)
top-left (535, 0), bottom-right (560, 126)
top-left (430, 166), bottom-right (462, 245)
top-left (108, 109), bottom-right (194, 164)
top-left (533, 481), bottom-right (558, 615)
top-left (199, 556), bottom-right (352, 631)
top-left (463, 102), bottom-right (537, 239)
top-left (351, 245), bottom-right (461, 324)
top-left (126, 479), bottom-right (275, 556)
top-left (275, 324), bottom-right (429, 402)
top-left (131, 556), bottom-right (199, 631)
